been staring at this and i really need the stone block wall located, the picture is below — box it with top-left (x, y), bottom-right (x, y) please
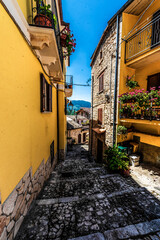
top-left (90, 17), bottom-right (122, 160)
top-left (0, 154), bottom-right (57, 240)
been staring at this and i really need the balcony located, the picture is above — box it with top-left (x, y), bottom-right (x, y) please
top-left (28, 0), bottom-right (63, 80)
top-left (125, 14), bottom-right (160, 68)
top-left (64, 75), bottom-right (73, 97)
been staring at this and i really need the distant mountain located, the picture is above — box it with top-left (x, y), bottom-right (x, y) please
top-left (67, 100), bottom-right (91, 114)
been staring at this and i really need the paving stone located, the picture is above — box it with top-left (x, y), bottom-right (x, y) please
top-left (14, 145), bottom-right (160, 240)
top-left (69, 232), bottom-right (105, 240)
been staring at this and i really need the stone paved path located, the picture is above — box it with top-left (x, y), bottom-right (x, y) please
top-left (15, 145), bottom-right (160, 240)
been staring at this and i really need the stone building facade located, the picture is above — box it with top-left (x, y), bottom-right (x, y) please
top-left (90, 18), bottom-right (122, 162)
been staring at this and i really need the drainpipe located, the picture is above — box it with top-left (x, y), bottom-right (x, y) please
top-left (57, 84), bottom-right (59, 161)
top-left (91, 75), bottom-right (94, 155)
top-left (113, 15), bottom-right (120, 146)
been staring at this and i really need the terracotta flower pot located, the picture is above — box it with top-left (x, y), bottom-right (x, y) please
top-left (34, 14), bottom-right (52, 27)
top-left (120, 169), bottom-right (130, 177)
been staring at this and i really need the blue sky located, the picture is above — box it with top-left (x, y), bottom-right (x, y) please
top-left (62, 0), bottom-right (127, 102)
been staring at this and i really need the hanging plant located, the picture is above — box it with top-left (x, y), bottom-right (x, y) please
top-left (60, 27), bottom-right (76, 57)
top-left (126, 75), bottom-right (139, 90)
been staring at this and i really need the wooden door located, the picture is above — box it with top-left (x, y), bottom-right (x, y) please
top-left (83, 133), bottom-right (86, 142)
top-left (97, 139), bottom-right (103, 162)
top-left (78, 134), bottom-right (81, 144)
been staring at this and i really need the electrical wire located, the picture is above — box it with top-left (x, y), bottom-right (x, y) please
top-left (123, 0), bottom-right (156, 41)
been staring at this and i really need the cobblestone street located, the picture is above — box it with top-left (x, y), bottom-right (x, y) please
top-left (15, 145), bottom-right (160, 240)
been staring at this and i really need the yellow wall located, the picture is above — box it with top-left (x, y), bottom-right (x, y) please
top-left (119, 0), bottom-right (160, 95)
top-left (58, 90), bottom-right (67, 151)
top-left (0, 3), bottom-right (59, 203)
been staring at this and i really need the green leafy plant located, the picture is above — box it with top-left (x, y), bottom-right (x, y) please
top-left (126, 75), bottom-right (139, 90)
top-left (60, 27), bottom-right (76, 57)
top-left (104, 145), bottom-right (129, 172)
top-left (117, 125), bottom-right (127, 135)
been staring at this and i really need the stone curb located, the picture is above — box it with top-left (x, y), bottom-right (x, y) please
top-left (68, 219), bottom-right (160, 240)
top-left (36, 187), bottom-right (144, 205)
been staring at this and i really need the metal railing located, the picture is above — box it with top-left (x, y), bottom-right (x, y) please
top-left (120, 101), bottom-right (160, 121)
top-left (30, 0), bottom-right (63, 70)
top-left (65, 75), bottom-right (73, 88)
top-left (125, 15), bottom-right (160, 62)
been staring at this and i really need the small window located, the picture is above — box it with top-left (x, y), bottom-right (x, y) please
top-left (99, 74), bottom-right (104, 93)
top-left (100, 50), bottom-right (103, 59)
top-left (98, 108), bottom-right (102, 125)
top-left (147, 73), bottom-right (160, 91)
top-left (40, 74), bottom-right (52, 112)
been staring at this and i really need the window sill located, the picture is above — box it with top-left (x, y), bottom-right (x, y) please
top-left (99, 90), bottom-right (104, 94)
top-left (99, 58), bottom-right (103, 65)
top-left (42, 111), bottom-right (52, 114)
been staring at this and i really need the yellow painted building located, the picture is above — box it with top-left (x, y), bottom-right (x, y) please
top-left (0, 0), bottom-right (73, 238)
top-left (118, 0), bottom-right (160, 166)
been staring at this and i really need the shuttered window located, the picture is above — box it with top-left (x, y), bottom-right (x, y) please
top-left (147, 73), bottom-right (160, 91)
top-left (98, 108), bottom-right (102, 125)
top-left (99, 74), bottom-right (104, 93)
top-left (40, 73), bottom-right (52, 112)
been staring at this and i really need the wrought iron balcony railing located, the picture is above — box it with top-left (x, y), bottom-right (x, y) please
top-left (30, 0), bottom-right (63, 70)
top-left (65, 75), bottom-right (73, 89)
top-left (120, 102), bottom-right (160, 121)
top-left (125, 14), bottom-right (160, 62)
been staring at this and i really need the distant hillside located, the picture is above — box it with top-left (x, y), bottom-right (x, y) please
top-left (67, 100), bottom-right (91, 114)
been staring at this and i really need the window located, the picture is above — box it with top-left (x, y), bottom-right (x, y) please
top-left (40, 74), bottom-right (52, 112)
top-left (100, 50), bottom-right (103, 59)
top-left (99, 74), bottom-right (104, 93)
top-left (98, 108), bottom-right (102, 125)
top-left (147, 72), bottom-right (160, 91)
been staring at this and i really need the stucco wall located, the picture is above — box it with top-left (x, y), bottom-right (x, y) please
top-left (0, 3), bottom-right (60, 204)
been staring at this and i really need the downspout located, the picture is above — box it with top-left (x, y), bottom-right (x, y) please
top-left (57, 84), bottom-right (59, 161)
top-left (91, 75), bottom-right (94, 155)
top-left (113, 15), bottom-right (120, 146)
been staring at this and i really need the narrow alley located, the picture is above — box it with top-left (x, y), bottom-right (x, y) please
top-left (15, 145), bottom-right (160, 240)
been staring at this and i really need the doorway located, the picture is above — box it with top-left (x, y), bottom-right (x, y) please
top-left (97, 139), bottom-right (103, 162)
top-left (78, 134), bottom-right (81, 144)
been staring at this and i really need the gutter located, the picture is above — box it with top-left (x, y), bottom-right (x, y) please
top-left (113, 15), bottom-right (120, 146)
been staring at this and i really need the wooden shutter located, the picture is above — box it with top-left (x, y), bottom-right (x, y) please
top-left (99, 74), bottom-right (104, 92)
top-left (147, 73), bottom-right (160, 91)
top-left (64, 98), bottom-right (67, 115)
top-left (40, 74), bottom-right (46, 112)
top-left (98, 108), bottom-right (102, 125)
top-left (48, 84), bottom-right (52, 112)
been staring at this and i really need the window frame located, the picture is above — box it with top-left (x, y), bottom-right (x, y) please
top-left (98, 108), bottom-right (102, 125)
top-left (40, 73), bottom-right (52, 113)
top-left (147, 72), bottom-right (160, 91)
top-left (99, 74), bottom-right (104, 93)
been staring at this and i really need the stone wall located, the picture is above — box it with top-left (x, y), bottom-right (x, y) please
top-left (90, 17), bottom-right (122, 160)
top-left (140, 143), bottom-right (160, 167)
top-left (68, 128), bottom-right (89, 144)
top-left (0, 154), bottom-right (57, 240)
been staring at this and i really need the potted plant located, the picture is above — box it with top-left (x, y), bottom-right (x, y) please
top-left (126, 75), bottom-right (139, 90)
top-left (104, 145), bottom-right (130, 177)
top-left (60, 27), bottom-right (76, 57)
top-left (34, 1), bottom-right (57, 28)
